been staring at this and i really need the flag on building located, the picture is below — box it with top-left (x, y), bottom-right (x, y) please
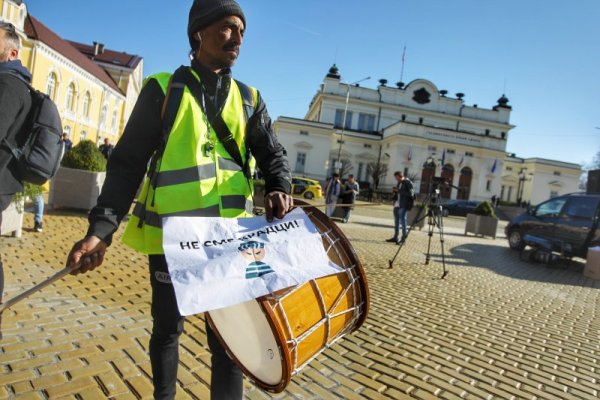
top-left (458, 155), bottom-right (464, 168)
top-left (491, 159), bottom-right (498, 173)
top-left (441, 149), bottom-right (446, 166)
top-left (407, 146), bottom-right (412, 161)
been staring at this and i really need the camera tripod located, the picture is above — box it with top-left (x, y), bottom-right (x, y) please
top-left (388, 187), bottom-right (449, 279)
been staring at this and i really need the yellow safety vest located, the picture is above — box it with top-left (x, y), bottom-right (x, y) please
top-left (122, 69), bottom-right (257, 254)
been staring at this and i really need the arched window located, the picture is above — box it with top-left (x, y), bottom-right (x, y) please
top-left (46, 73), bottom-right (57, 100)
top-left (100, 105), bottom-right (108, 127)
top-left (65, 83), bottom-right (76, 111)
top-left (80, 130), bottom-right (87, 142)
top-left (63, 125), bottom-right (71, 139)
top-left (82, 91), bottom-right (91, 117)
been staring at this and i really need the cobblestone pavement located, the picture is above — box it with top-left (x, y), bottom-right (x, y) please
top-left (0, 203), bottom-right (598, 399)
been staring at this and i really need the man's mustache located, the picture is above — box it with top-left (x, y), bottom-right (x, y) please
top-left (223, 43), bottom-right (240, 53)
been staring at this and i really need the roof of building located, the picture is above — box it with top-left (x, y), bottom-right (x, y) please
top-left (24, 15), bottom-right (123, 95)
top-left (67, 40), bottom-right (142, 69)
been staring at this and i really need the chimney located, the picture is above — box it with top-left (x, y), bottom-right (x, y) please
top-left (93, 42), bottom-right (105, 57)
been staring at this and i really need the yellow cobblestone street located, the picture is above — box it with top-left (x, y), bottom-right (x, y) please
top-left (1, 204), bottom-right (598, 399)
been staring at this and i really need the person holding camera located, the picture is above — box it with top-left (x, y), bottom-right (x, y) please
top-left (386, 171), bottom-right (413, 244)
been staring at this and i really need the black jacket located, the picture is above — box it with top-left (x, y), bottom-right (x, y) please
top-left (0, 60), bottom-right (32, 209)
top-left (87, 62), bottom-right (292, 243)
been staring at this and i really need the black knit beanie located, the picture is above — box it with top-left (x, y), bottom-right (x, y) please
top-left (188, 0), bottom-right (246, 49)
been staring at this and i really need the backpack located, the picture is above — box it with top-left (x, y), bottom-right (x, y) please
top-left (0, 71), bottom-right (64, 185)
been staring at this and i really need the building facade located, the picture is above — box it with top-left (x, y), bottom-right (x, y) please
top-left (274, 65), bottom-right (581, 204)
top-left (1, 0), bottom-right (143, 146)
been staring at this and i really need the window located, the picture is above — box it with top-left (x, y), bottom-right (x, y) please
top-left (63, 125), bottom-right (71, 139)
top-left (65, 83), bottom-right (76, 111)
top-left (363, 144), bottom-right (372, 148)
top-left (404, 167), bottom-right (409, 177)
top-left (295, 152), bottom-right (306, 173)
top-left (564, 197), bottom-right (599, 219)
top-left (465, 152), bottom-right (474, 157)
top-left (486, 180), bottom-right (491, 191)
top-left (357, 163), bottom-right (364, 181)
top-left (553, 171), bottom-right (561, 176)
top-left (550, 191), bottom-right (559, 199)
top-left (427, 145), bottom-right (437, 152)
top-left (506, 166), bottom-right (513, 171)
top-left (501, 132), bottom-right (506, 139)
top-left (446, 149), bottom-right (455, 154)
top-left (485, 129), bottom-right (490, 136)
top-left (46, 73), bottom-right (57, 100)
top-left (111, 109), bottom-right (118, 131)
top-left (100, 105), bottom-right (108, 127)
top-left (82, 92), bottom-right (91, 117)
top-left (80, 130), bottom-right (87, 142)
top-left (418, 117), bottom-right (424, 124)
top-left (401, 114), bottom-right (406, 121)
top-left (536, 197), bottom-right (567, 217)
top-left (357, 113), bottom-right (375, 131)
top-left (299, 130), bottom-right (309, 136)
top-left (334, 109), bottom-right (352, 129)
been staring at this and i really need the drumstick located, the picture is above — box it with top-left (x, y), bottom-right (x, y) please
top-left (0, 262), bottom-right (81, 315)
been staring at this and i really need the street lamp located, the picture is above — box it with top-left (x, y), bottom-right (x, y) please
top-left (517, 168), bottom-right (529, 205)
top-left (335, 76), bottom-right (371, 173)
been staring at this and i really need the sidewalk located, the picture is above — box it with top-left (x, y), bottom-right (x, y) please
top-left (0, 206), bottom-right (598, 399)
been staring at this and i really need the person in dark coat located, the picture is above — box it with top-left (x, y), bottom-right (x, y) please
top-left (340, 174), bottom-right (359, 223)
top-left (65, 2), bottom-right (293, 398)
top-left (0, 21), bottom-right (33, 337)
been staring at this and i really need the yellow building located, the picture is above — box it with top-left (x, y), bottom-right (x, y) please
top-left (501, 155), bottom-right (581, 206)
top-left (1, 0), bottom-right (143, 145)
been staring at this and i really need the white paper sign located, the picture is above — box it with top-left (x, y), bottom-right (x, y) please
top-left (162, 208), bottom-right (341, 315)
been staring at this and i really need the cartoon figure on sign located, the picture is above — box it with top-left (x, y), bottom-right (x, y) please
top-left (238, 241), bottom-right (274, 279)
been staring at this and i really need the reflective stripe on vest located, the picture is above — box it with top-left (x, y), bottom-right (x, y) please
top-left (121, 70), bottom-right (258, 254)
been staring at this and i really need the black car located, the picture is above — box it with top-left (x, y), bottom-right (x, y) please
top-left (505, 193), bottom-right (600, 259)
top-left (440, 199), bottom-right (481, 217)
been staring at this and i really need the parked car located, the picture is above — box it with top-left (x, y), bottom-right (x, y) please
top-left (505, 193), bottom-right (600, 258)
top-left (291, 177), bottom-right (323, 199)
top-left (440, 199), bottom-right (481, 217)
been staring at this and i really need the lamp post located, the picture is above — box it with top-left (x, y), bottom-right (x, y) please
top-left (335, 76), bottom-right (371, 173)
top-left (517, 168), bottom-right (528, 205)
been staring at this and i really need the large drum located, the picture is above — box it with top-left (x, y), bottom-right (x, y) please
top-left (206, 200), bottom-right (370, 393)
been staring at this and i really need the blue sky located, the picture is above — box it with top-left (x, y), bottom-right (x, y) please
top-left (26, 0), bottom-right (599, 167)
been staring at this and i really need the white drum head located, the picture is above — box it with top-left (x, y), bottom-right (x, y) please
top-left (208, 300), bottom-right (283, 386)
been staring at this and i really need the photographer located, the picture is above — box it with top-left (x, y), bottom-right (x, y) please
top-left (386, 171), bottom-right (413, 244)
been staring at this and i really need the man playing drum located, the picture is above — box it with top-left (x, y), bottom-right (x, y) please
top-left (66, 1), bottom-right (293, 399)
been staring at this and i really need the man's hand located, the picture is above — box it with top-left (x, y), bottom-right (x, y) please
top-left (66, 236), bottom-right (108, 275)
top-left (264, 191), bottom-right (293, 222)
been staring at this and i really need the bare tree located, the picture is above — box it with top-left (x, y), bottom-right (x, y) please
top-left (367, 162), bottom-right (388, 190)
top-left (340, 159), bottom-right (353, 178)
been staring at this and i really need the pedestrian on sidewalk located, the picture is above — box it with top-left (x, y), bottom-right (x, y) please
top-left (386, 170), bottom-right (413, 244)
top-left (0, 21), bottom-right (34, 333)
top-left (340, 174), bottom-right (359, 223)
top-left (66, 1), bottom-right (293, 399)
top-left (324, 173), bottom-right (341, 217)
top-left (32, 181), bottom-right (49, 232)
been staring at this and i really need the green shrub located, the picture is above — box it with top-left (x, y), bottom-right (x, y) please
top-left (473, 201), bottom-right (497, 219)
top-left (61, 140), bottom-right (106, 172)
top-left (13, 182), bottom-right (43, 213)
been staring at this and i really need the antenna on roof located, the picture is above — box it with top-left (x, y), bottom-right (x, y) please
top-left (400, 45), bottom-right (407, 83)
